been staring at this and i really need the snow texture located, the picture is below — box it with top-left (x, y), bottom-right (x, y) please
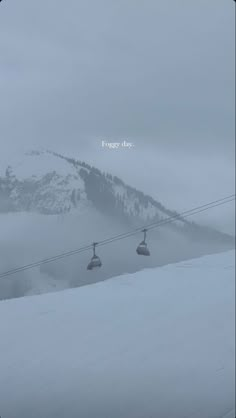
top-left (0, 251), bottom-right (235, 418)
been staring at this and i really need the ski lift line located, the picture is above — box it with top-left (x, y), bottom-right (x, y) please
top-left (0, 194), bottom-right (235, 279)
top-left (0, 245), bottom-right (93, 278)
top-left (96, 198), bottom-right (235, 250)
top-left (0, 196), bottom-right (235, 278)
top-left (96, 196), bottom-right (235, 248)
top-left (93, 194), bottom-right (236, 247)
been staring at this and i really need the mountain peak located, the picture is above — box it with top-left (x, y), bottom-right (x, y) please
top-left (0, 150), bottom-right (234, 245)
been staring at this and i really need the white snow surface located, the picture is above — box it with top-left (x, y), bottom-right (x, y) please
top-left (1, 150), bottom-right (79, 182)
top-left (0, 251), bottom-right (235, 418)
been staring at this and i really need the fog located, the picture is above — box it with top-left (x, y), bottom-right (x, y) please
top-left (0, 0), bottom-right (235, 297)
top-left (0, 2), bottom-right (235, 417)
top-left (0, 207), bottom-right (233, 300)
top-left (0, 0), bottom-right (234, 144)
top-left (0, 0), bottom-right (235, 234)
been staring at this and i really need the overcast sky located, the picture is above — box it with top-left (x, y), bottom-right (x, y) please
top-left (0, 0), bottom-right (235, 232)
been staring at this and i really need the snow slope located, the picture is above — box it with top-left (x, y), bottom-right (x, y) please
top-left (0, 251), bottom-right (235, 418)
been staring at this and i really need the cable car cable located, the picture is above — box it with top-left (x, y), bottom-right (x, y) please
top-left (96, 195), bottom-right (235, 248)
top-left (0, 194), bottom-right (235, 279)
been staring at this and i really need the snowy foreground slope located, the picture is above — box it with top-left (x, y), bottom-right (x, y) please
top-left (0, 251), bottom-right (235, 418)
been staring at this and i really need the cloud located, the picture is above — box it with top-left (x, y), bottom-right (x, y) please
top-left (0, 0), bottom-right (234, 233)
top-left (0, 0), bottom-right (234, 148)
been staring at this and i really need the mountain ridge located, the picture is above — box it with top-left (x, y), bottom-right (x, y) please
top-left (0, 149), bottom-right (234, 300)
top-left (0, 149), bottom-right (234, 245)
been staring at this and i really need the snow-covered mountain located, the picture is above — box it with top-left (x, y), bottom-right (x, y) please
top-left (0, 149), bottom-right (193, 224)
top-left (0, 150), bottom-right (234, 301)
top-left (0, 149), bottom-right (234, 237)
top-left (0, 251), bottom-right (234, 418)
